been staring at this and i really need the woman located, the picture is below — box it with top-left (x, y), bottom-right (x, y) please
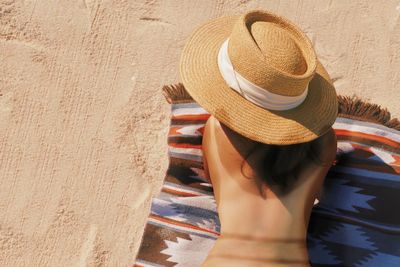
top-left (179, 9), bottom-right (339, 266)
top-left (200, 116), bottom-right (336, 266)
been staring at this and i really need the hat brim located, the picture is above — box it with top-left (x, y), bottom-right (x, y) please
top-left (179, 14), bottom-right (338, 145)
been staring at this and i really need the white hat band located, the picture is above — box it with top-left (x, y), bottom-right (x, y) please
top-left (217, 38), bottom-right (309, 111)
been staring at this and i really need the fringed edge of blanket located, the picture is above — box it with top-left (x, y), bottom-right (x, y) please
top-left (162, 82), bottom-right (400, 131)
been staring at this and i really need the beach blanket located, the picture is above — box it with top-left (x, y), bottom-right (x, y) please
top-left (134, 83), bottom-right (400, 267)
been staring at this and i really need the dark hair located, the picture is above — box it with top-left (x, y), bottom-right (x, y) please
top-left (240, 138), bottom-right (329, 195)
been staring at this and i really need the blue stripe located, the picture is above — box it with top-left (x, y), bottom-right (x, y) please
top-left (312, 208), bottom-right (400, 234)
top-left (171, 102), bottom-right (205, 111)
top-left (326, 171), bottom-right (400, 189)
top-left (331, 166), bottom-right (400, 183)
top-left (356, 252), bottom-right (400, 267)
top-left (169, 151), bottom-right (203, 162)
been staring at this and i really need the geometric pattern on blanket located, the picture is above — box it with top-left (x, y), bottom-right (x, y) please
top-left (134, 101), bottom-right (400, 267)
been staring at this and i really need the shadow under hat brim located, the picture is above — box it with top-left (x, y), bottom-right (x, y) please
top-left (179, 14), bottom-right (338, 145)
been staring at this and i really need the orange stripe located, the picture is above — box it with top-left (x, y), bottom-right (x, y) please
top-left (150, 213), bottom-right (219, 236)
top-left (169, 127), bottom-right (181, 135)
top-left (335, 129), bottom-right (400, 148)
top-left (162, 187), bottom-right (200, 197)
top-left (172, 114), bottom-right (210, 120)
top-left (169, 142), bottom-right (202, 149)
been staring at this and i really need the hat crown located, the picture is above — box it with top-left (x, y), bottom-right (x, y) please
top-left (251, 21), bottom-right (307, 76)
top-left (228, 11), bottom-right (317, 96)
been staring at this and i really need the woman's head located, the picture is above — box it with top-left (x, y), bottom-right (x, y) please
top-left (209, 115), bottom-right (337, 195)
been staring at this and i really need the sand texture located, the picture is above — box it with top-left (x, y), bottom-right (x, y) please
top-left (0, 0), bottom-right (399, 266)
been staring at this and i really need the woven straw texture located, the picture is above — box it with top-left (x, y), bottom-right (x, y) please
top-left (180, 10), bottom-right (338, 145)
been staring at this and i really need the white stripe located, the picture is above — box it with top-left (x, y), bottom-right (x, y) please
top-left (337, 141), bottom-right (356, 153)
top-left (168, 146), bottom-right (203, 156)
top-left (173, 124), bottom-right (204, 136)
top-left (333, 121), bottom-right (400, 143)
top-left (336, 117), bottom-right (400, 134)
top-left (172, 107), bottom-right (208, 116)
top-left (148, 217), bottom-right (218, 238)
top-left (217, 38), bottom-right (309, 110)
top-left (370, 147), bottom-right (396, 164)
top-left (135, 259), bottom-right (164, 267)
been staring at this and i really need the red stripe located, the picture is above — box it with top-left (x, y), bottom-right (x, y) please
top-left (198, 126), bottom-right (205, 135)
top-left (162, 187), bottom-right (200, 197)
top-left (168, 142), bottom-right (202, 149)
top-left (335, 129), bottom-right (400, 148)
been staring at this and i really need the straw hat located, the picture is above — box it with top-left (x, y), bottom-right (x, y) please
top-left (179, 10), bottom-right (338, 145)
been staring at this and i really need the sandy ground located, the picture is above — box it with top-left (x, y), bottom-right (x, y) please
top-left (0, 0), bottom-right (399, 266)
